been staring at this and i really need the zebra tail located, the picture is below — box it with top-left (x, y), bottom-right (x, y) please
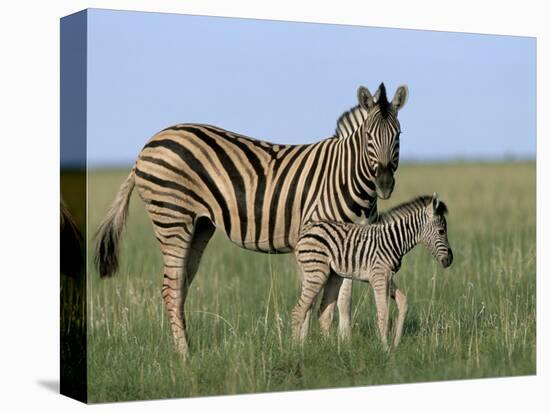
top-left (94, 168), bottom-right (136, 278)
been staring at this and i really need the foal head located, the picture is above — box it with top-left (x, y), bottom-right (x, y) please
top-left (420, 193), bottom-right (453, 268)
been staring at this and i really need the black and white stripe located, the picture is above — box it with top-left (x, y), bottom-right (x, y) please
top-left (94, 83), bottom-right (408, 355)
top-left (293, 194), bottom-right (453, 348)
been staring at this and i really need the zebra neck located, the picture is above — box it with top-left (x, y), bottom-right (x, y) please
top-left (338, 125), bottom-right (377, 219)
top-left (309, 124), bottom-right (377, 224)
top-left (385, 211), bottom-right (425, 259)
top-left (315, 140), bottom-right (364, 223)
top-left (319, 103), bottom-right (378, 223)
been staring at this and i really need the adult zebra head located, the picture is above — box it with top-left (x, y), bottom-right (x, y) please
top-left (357, 83), bottom-right (408, 200)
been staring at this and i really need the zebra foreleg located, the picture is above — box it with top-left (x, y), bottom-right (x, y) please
top-left (391, 281), bottom-right (408, 348)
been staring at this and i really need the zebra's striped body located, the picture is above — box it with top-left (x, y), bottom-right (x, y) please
top-left (294, 194), bottom-right (453, 349)
top-left (95, 83), bottom-right (408, 355)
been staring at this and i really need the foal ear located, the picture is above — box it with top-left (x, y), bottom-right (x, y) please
top-left (430, 192), bottom-right (448, 215)
top-left (431, 192), bottom-right (440, 214)
top-left (358, 86), bottom-right (376, 111)
top-left (391, 85), bottom-right (409, 112)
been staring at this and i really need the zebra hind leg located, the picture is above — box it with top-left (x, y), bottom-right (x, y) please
top-left (158, 217), bottom-right (215, 357)
top-left (336, 278), bottom-right (353, 340)
top-left (317, 272), bottom-right (343, 337)
top-left (301, 306), bottom-right (313, 341)
top-left (186, 217), bottom-right (216, 285)
top-left (292, 261), bottom-right (330, 342)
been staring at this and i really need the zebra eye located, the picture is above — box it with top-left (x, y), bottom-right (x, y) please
top-left (438, 229), bottom-right (445, 235)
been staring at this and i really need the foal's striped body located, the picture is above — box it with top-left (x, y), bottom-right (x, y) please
top-left (294, 194), bottom-right (453, 349)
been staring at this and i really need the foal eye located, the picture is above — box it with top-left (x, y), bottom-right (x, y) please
top-left (438, 229), bottom-right (445, 235)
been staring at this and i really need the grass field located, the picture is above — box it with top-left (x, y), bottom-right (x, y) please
top-left (85, 162), bottom-right (535, 403)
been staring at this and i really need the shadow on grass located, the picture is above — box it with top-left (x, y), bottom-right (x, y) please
top-left (403, 316), bottom-right (421, 336)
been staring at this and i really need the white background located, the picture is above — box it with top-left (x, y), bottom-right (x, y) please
top-left (0, 0), bottom-right (546, 411)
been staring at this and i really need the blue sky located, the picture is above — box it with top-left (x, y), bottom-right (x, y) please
top-left (74, 9), bottom-right (535, 167)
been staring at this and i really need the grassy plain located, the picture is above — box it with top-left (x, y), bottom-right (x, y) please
top-left (86, 162), bottom-right (535, 402)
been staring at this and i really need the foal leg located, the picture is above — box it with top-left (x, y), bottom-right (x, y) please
top-left (371, 271), bottom-right (390, 351)
top-left (292, 261), bottom-right (330, 342)
top-left (391, 281), bottom-right (408, 348)
top-left (301, 306), bottom-right (313, 340)
top-left (318, 273), bottom-right (343, 337)
top-left (318, 277), bottom-right (353, 339)
top-left (336, 278), bottom-right (353, 340)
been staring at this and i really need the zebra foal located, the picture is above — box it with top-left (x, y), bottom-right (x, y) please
top-left (293, 193), bottom-right (453, 349)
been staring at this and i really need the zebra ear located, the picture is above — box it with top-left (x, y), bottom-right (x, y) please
top-left (373, 88), bottom-right (381, 103)
top-left (431, 192), bottom-right (440, 214)
top-left (391, 85), bottom-right (409, 112)
top-left (358, 86), bottom-right (376, 111)
top-left (430, 193), bottom-right (448, 215)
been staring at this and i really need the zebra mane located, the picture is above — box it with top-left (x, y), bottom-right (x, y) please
top-left (377, 82), bottom-right (391, 117)
top-left (377, 195), bottom-right (448, 224)
top-left (335, 105), bottom-right (368, 139)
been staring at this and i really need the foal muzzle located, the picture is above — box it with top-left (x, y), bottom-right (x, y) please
top-left (441, 248), bottom-right (454, 268)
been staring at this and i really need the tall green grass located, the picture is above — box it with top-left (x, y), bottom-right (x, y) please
top-left (86, 163), bottom-right (535, 402)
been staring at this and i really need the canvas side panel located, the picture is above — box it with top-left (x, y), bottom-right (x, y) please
top-left (60, 9), bottom-right (87, 404)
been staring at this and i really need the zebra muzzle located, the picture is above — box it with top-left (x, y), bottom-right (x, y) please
top-left (441, 248), bottom-right (453, 268)
top-left (375, 169), bottom-right (395, 200)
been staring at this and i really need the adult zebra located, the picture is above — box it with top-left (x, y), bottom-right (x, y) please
top-left (95, 83), bottom-right (408, 355)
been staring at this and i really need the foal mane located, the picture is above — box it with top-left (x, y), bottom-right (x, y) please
top-left (376, 195), bottom-right (448, 224)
